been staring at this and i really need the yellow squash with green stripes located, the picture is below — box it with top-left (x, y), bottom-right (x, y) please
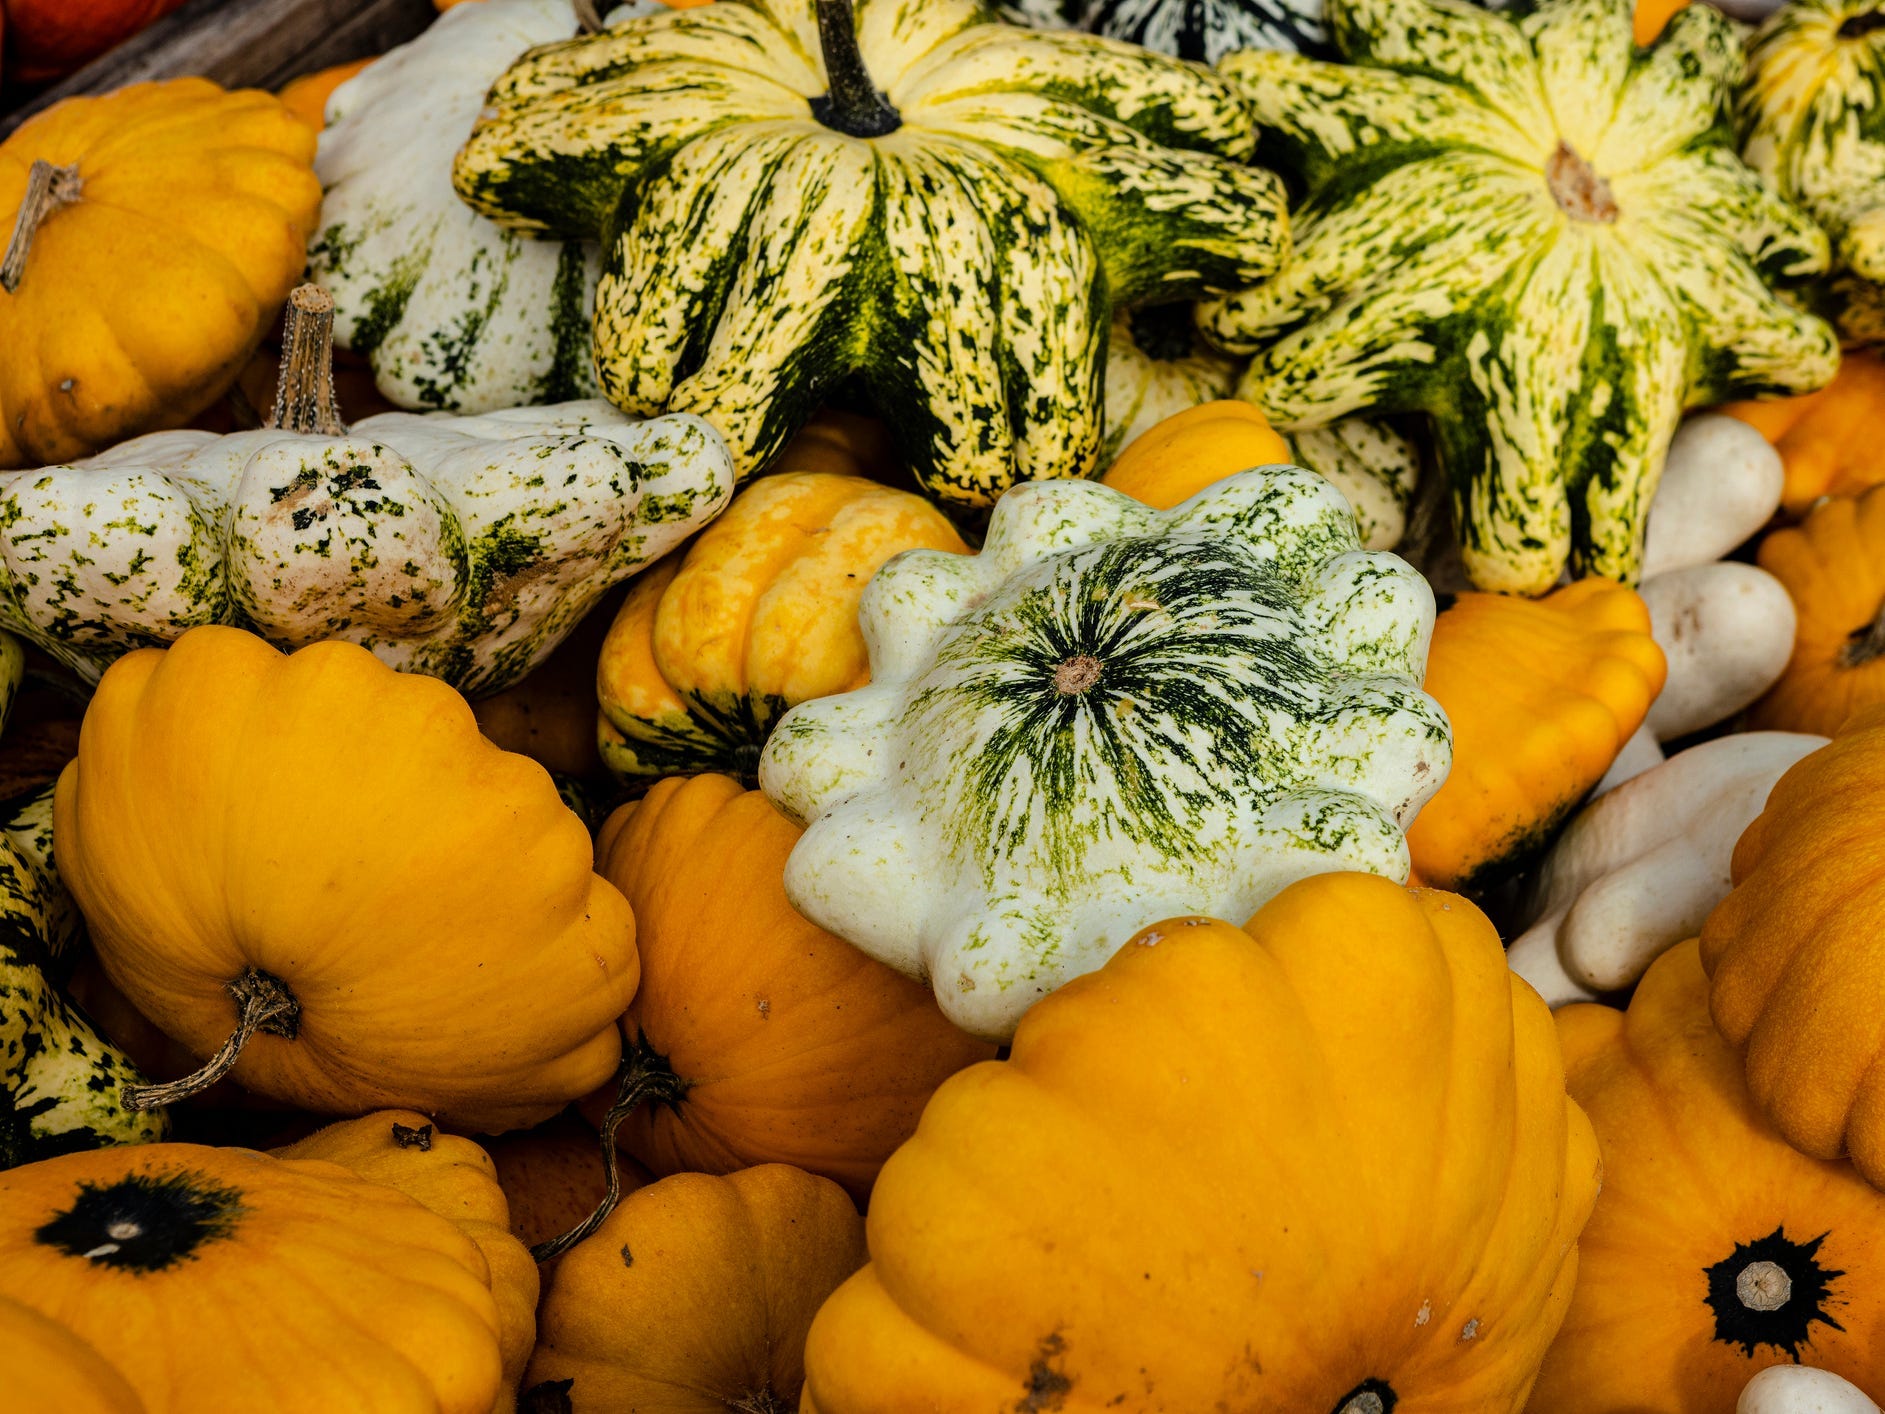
top-left (452, 0), bottom-right (1288, 510)
top-left (1202, 0), bottom-right (1839, 595)
top-left (1739, 0), bottom-right (1885, 343)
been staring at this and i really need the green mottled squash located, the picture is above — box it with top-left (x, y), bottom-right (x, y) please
top-left (1739, 0), bottom-right (1885, 344)
top-left (759, 468), bottom-right (1450, 1041)
top-left (1202, 0), bottom-right (1839, 594)
top-left (452, 0), bottom-right (1288, 508)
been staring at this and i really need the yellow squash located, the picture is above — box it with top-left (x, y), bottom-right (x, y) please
top-left (802, 874), bottom-right (1599, 1412)
top-left (0, 79), bottom-right (321, 466)
top-left (1409, 579), bottom-right (1667, 890)
top-left (1724, 348), bottom-right (1885, 516)
top-left (1098, 398), bottom-right (1292, 509)
top-left (0, 1294), bottom-right (145, 1414)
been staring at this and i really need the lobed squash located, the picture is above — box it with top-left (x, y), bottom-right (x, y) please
top-left (802, 874), bottom-right (1599, 1411)
top-left (0, 1293), bottom-right (145, 1414)
top-left (1724, 349), bottom-right (1885, 515)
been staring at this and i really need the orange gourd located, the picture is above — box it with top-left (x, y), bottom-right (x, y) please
top-left (1534, 940), bottom-right (1885, 1411)
top-left (1751, 484), bottom-right (1885, 736)
top-left (1409, 579), bottom-right (1667, 890)
top-left (0, 1294), bottom-right (145, 1414)
top-left (587, 774), bottom-right (994, 1206)
top-left (1723, 350), bottom-right (1885, 516)
top-left (276, 58), bottom-right (374, 130)
top-left (802, 874), bottom-right (1599, 1412)
top-left (526, 1166), bottom-right (865, 1412)
top-left (1098, 398), bottom-right (1291, 509)
top-left (1701, 710), bottom-right (1885, 1187)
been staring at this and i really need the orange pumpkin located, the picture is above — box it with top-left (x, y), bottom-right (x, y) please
top-left (1701, 709), bottom-right (1885, 1187)
top-left (1750, 484), bottom-right (1885, 737)
top-left (1724, 349), bottom-right (1885, 517)
top-left (1534, 940), bottom-right (1885, 1411)
top-left (588, 774), bottom-right (994, 1205)
top-left (1409, 578), bottom-right (1667, 890)
top-left (0, 1294), bottom-right (145, 1413)
top-left (1098, 398), bottom-right (1291, 509)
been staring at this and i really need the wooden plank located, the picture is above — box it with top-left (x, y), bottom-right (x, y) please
top-left (0, 0), bottom-right (436, 138)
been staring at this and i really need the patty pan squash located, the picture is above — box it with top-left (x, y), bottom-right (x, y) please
top-left (52, 625), bottom-right (640, 1133)
top-left (759, 468), bottom-right (1449, 1041)
top-left (1202, 0), bottom-right (1838, 593)
top-left (453, 0), bottom-right (1288, 507)
top-left (801, 874), bottom-right (1599, 1412)
top-left (0, 79), bottom-right (322, 468)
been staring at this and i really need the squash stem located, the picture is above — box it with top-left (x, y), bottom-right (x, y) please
top-left (120, 968), bottom-right (300, 1111)
top-left (269, 284), bottom-right (348, 436)
top-left (1840, 599), bottom-right (1885, 668)
top-left (571, 0), bottom-right (603, 33)
top-left (0, 160), bottom-right (82, 294)
top-left (810, 0), bottom-right (901, 138)
top-left (530, 1037), bottom-right (688, 1262)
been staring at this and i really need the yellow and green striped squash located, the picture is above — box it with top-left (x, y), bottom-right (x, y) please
top-left (1739, 0), bottom-right (1885, 344)
top-left (1201, 0), bottom-right (1839, 595)
top-left (451, 0), bottom-right (1289, 510)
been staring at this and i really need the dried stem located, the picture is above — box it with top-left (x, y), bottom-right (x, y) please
top-left (268, 284), bottom-right (347, 435)
top-left (810, 0), bottom-right (901, 138)
top-left (1, 161), bottom-right (82, 294)
top-left (121, 968), bottom-right (300, 1110)
top-left (572, 0), bottom-right (604, 32)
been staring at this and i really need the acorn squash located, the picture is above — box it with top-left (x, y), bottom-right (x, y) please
top-left (759, 468), bottom-right (1448, 1041)
top-left (0, 286), bottom-right (733, 697)
top-left (452, 0), bottom-right (1288, 507)
top-left (1201, 0), bottom-right (1839, 593)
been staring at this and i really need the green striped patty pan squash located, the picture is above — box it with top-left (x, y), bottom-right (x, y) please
top-left (452, 0), bottom-right (1289, 509)
top-left (758, 466), bottom-right (1451, 1042)
top-left (1739, 0), bottom-right (1885, 343)
top-left (1202, 0), bottom-right (1839, 595)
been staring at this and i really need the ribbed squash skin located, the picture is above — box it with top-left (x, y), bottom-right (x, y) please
top-left (0, 1295), bottom-right (146, 1414)
top-left (1408, 579), bottom-right (1666, 892)
top-left (0, 1144), bottom-right (511, 1414)
top-left (1202, 0), bottom-right (1838, 593)
top-left (1752, 485), bottom-right (1885, 736)
top-left (1739, 0), bottom-right (1885, 343)
top-left (597, 471), bottom-right (967, 782)
top-left (452, 0), bottom-right (1288, 507)
top-left (527, 1166), bottom-right (865, 1413)
top-left (1701, 711), bottom-right (1885, 1187)
top-left (802, 875), bottom-right (1599, 1412)
top-left (1723, 349), bottom-right (1885, 515)
top-left (0, 79), bottom-right (322, 467)
top-left (1536, 941), bottom-right (1885, 1412)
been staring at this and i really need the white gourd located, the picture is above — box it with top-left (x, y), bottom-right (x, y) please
top-left (1640, 415), bottom-right (1785, 579)
top-left (1740, 1367), bottom-right (1881, 1414)
top-left (1641, 562), bottom-right (1797, 741)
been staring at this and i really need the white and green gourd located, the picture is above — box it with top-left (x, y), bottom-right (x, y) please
top-left (1081, 0), bottom-right (1336, 60)
top-left (311, 0), bottom-right (603, 412)
top-left (1200, 0), bottom-right (1839, 595)
top-left (757, 467), bottom-right (1450, 1041)
top-left (1739, 0), bottom-right (1885, 343)
top-left (0, 288), bottom-right (733, 696)
top-left (0, 633), bottom-right (170, 1169)
top-left (451, 0), bottom-right (1289, 510)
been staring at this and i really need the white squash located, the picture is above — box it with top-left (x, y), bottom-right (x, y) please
top-left (1640, 414), bottom-right (1785, 580)
top-left (1740, 1367), bottom-right (1881, 1414)
top-left (0, 291), bottom-right (733, 696)
top-left (758, 467), bottom-right (1448, 1041)
top-left (1641, 562), bottom-right (1797, 741)
top-left (1509, 731), bottom-right (1826, 1005)
top-left (1592, 723), bottom-right (1663, 796)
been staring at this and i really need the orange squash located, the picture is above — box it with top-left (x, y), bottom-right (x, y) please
top-left (1723, 350), bottom-right (1885, 517)
top-left (1632, 0), bottom-right (1690, 43)
top-left (802, 875), bottom-right (1599, 1412)
top-left (1098, 398), bottom-right (1291, 509)
top-left (0, 1294), bottom-right (145, 1414)
top-left (1534, 940), bottom-right (1885, 1411)
top-left (1408, 578), bottom-right (1667, 890)
top-left (1750, 484), bottom-right (1885, 737)
top-left (526, 1166), bottom-right (865, 1413)
top-left (276, 58), bottom-right (375, 130)
top-left (587, 774), bottom-right (994, 1206)
top-left (485, 1113), bottom-right (650, 1256)
top-left (1701, 709), bottom-right (1885, 1187)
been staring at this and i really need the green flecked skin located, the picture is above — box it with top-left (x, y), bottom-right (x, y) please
top-left (1739, 0), bottom-right (1885, 344)
top-left (1201, 0), bottom-right (1839, 594)
top-left (0, 633), bottom-right (169, 1168)
top-left (451, 0), bottom-right (1289, 510)
top-left (757, 470), bottom-right (1450, 1041)
top-left (0, 404), bottom-right (733, 697)
top-left (599, 687), bottom-right (791, 786)
top-left (312, 0), bottom-right (603, 414)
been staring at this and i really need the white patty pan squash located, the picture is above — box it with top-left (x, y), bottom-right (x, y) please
top-left (452, 0), bottom-right (1288, 509)
top-left (1201, 0), bottom-right (1839, 594)
top-left (757, 468), bottom-right (1451, 1041)
top-left (0, 297), bottom-right (734, 695)
top-left (313, 0), bottom-right (602, 413)
top-left (1740, 0), bottom-right (1885, 344)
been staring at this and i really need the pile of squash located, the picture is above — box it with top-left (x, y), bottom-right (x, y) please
top-left (9, 0), bottom-right (1885, 1409)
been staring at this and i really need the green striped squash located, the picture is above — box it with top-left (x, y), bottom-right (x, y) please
top-left (1201, 0), bottom-right (1839, 595)
top-left (1739, 0), bottom-right (1885, 343)
top-left (312, 0), bottom-right (602, 413)
top-left (757, 468), bottom-right (1449, 1041)
top-left (0, 634), bottom-right (169, 1169)
top-left (452, 0), bottom-right (1288, 510)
